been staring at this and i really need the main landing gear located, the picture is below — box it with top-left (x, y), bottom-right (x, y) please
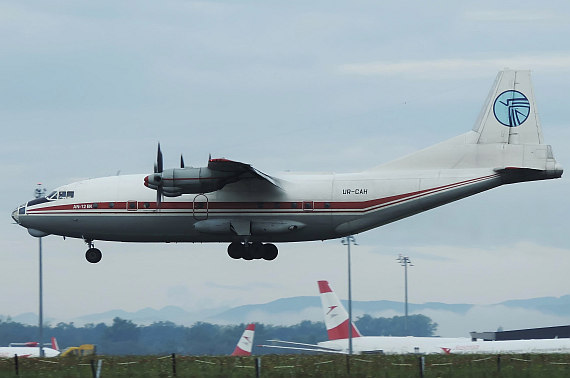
top-left (84, 240), bottom-right (102, 263)
top-left (227, 242), bottom-right (278, 261)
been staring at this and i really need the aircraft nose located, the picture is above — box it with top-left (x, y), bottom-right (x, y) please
top-left (11, 208), bottom-right (19, 224)
top-left (12, 203), bottom-right (26, 224)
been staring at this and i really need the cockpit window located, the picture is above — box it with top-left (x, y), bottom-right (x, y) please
top-left (46, 190), bottom-right (74, 200)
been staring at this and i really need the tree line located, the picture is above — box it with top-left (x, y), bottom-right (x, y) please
top-left (0, 314), bottom-right (437, 355)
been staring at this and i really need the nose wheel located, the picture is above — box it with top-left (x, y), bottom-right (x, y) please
top-left (86, 248), bottom-right (102, 263)
top-left (227, 242), bottom-right (278, 261)
top-left (84, 239), bottom-right (102, 263)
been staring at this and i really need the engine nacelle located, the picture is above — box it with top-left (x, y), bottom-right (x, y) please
top-left (144, 167), bottom-right (238, 195)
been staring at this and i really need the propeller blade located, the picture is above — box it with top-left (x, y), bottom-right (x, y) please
top-left (157, 143), bottom-right (163, 173)
top-left (180, 154), bottom-right (185, 169)
top-left (157, 189), bottom-right (162, 208)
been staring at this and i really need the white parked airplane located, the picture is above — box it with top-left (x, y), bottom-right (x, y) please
top-left (261, 281), bottom-right (570, 354)
top-left (11, 70), bottom-right (562, 262)
top-left (0, 337), bottom-right (60, 358)
top-left (231, 323), bottom-right (256, 356)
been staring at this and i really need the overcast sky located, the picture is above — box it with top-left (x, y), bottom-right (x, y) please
top-left (2, 1), bottom-right (570, 336)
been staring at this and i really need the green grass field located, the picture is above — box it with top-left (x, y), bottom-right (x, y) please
top-left (1, 353), bottom-right (570, 377)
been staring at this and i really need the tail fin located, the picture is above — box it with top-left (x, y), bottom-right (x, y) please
top-left (318, 280), bottom-right (361, 340)
top-left (472, 70), bottom-right (542, 145)
top-left (51, 337), bottom-right (59, 351)
top-left (231, 323), bottom-right (255, 356)
top-left (374, 70), bottom-right (562, 177)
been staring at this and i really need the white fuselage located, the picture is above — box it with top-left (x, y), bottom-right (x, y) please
top-left (0, 347), bottom-right (59, 358)
top-left (318, 336), bottom-right (570, 355)
top-left (14, 167), bottom-right (503, 243)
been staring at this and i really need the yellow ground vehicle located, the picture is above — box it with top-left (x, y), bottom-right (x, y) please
top-left (60, 344), bottom-right (96, 357)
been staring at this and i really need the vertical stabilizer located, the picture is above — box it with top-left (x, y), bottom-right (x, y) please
top-left (473, 70), bottom-right (543, 145)
top-left (51, 337), bottom-right (59, 351)
top-left (318, 280), bottom-right (361, 340)
top-left (231, 323), bottom-right (255, 356)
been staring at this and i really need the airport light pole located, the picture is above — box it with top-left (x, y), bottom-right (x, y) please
top-left (341, 235), bottom-right (357, 355)
top-left (396, 254), bottom-right (413, 336)
top-left (34, 184), bottom-right (46, 358)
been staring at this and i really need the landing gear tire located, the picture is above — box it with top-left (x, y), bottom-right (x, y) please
top-left (251, 242), bottom-right (265, 259)
top-left (85, 248), bottom-right (102, 263)
top-left (227, 242), bottom-right (278, 261)
top-left (242, 250), bottom-right (254, 260)
top-left (227, 242), bottom-right (243, 259)
top-left (262, 243), bottom-right (278, 261)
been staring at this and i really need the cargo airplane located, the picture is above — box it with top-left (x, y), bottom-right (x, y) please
top-left (11, 70), bottom-right (562, 262)
top-left (260, 281), bottom-right (570, 354)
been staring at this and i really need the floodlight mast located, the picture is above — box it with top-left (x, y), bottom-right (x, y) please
top-left (34, 184), bottom-right (46, 357)
top-left (341, 235), bottom-right (357, 355)
top-left (396, 254), bottom-right (413, 336)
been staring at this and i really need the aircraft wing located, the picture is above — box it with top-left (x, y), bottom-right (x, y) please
top-left (258, 344), bottom-right (345, 354)
top-left (208, 157), bottom-right (282, 188)
top-left (258, 340), bottom-right (345, 354)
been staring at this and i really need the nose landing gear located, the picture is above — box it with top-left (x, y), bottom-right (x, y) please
top-left (227, 242), bottom-right (278, 261)
top-left (84, 240), bottom-right (102, 263)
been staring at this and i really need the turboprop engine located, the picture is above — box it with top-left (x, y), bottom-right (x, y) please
top-left (144, 144), bottom-right (280, 205)
top-left (144, 166), bottom-right (239, 196)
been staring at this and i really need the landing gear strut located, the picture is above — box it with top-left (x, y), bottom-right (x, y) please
top-left (84, 240), bottom-right (102, 263)
top-left (227, 242), bottom-right (278, 261)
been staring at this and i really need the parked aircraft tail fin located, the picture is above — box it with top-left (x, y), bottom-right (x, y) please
top-left (51, 337), bottom-right (59, 351)
top-left (318, 280), bottom-right (361, 340)
top-left (231, 323), bottom-right (255, 356)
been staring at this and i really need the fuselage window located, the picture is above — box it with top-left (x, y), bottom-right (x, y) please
top-left (59, 191), bottom-right (67, 199)
top-left (66, 191), bottom-right (74, 198)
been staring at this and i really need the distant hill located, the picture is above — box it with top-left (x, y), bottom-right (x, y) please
top-left (3, 295), bottom-right (569, 336)
top-left (499, 295), bottom-right (570, 316)
top-left (207, 296), bottom-right (474, 324)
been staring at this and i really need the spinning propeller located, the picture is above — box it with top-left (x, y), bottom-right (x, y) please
top-left (153, 143), bottom-right (164, 207)
top-left (151, 143), bottom-right (187, 207)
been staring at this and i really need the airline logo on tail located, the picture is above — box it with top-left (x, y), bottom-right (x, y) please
top-left (231, 323), bottom-right (255, 356)
top-left (493, 90), bottom-right (530, 127)
top-left (326, 305), bottom-right (338, 316)
top-left (318, 280), bottom-right (361, 340)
